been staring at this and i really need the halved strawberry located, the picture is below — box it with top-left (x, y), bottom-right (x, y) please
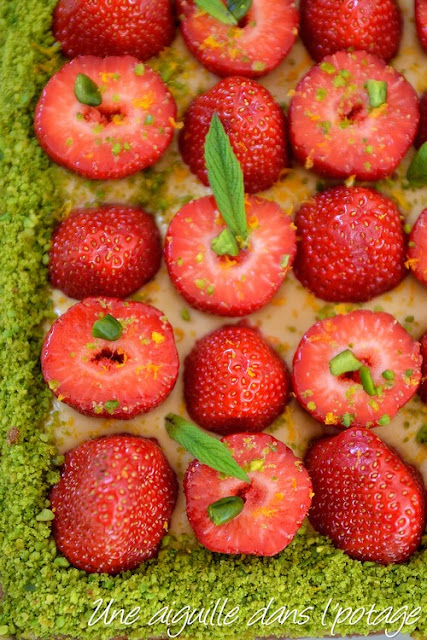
top-left (416, 0), bottom-right (427, 52)
top-left (420, 332), bottom-right (427, 403)
top-left (164, 195), bottom-right (296, 316)
top-left (300, 0), bottom-right (402, 63)
top-left (184, 432), bottom-right (312, 556)
top-left (179, 76), bottom-right (288, 194)
top-left (289, 50), bottom-right (419, 181)
top-left (415, 91), bottom-right (427, 150)
top-left (305, 427), bottom-right (426, 564)
top-left (34, 56), bottom-right (176, 180)
top-left (177, 0), bottom-right (299, 78)
top-left (293, 186), bottom-right (406, 302)
top-left (51, 434), bottom-right (177, 574)
top-left (53, 0), bottom-right (175, 60)
top-left (407, 208), bottom-right (427, 286)
top-left (49, 205), bottom-right (162, 300)
top-left (184, 324), bottom-right (290, 434)
top-left (41, 298), bottom-right (179, 419)
top-left (292, 310), bottom-right (422, 428)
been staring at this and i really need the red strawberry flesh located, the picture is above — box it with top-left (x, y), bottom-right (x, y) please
top-left (420, 332), bottom-right (427, 403)
top-left (164, 195), bottom-right (296, 317)
top-left (407, 209), bottom-right (427, 286)
top-left (184, 324), bottom-right (290, 434)
top-left (34, 56), bottom-right (176, 180)
top-left (184, 432), bottom-right (312, 556)
top-left (292, 310), bottom-right (422, 427)
top-left (294, 186), bottom-right (406, 302)
top-left (179, 76), bottom-right (288, 194)
top-left (177, 0), bottom-right (299, 78)
top-left (416, 0), bottom-right (427, 52)
top-left (300, 0), bottom-right (402, 63)
top-left (289, 50), bottom-right (419, 181)
top-left (51, 434), bottom-right (177, 574)
top-left (53, 0), bottom-right (175, 60)
top-left (41, 298), bottom-right (179, 419)
top-left (49, 205), bottom-right (162, 300)
top-left (415, 92), bottom-right (427, 149)
top-left (305, 427), bottom-right (426, 564)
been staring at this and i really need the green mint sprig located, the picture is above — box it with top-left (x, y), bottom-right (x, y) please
top-left (194, 0), bottom-right (251, 25)
top-left (205, 112), bottom-right (248, 256)
top-left (165, 413), bottom-right (250, 483)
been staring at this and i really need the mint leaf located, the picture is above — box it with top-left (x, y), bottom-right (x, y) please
top-left (194, 0), bottom-right (237, 25)
top-left (227, 0), bottom-right (252, 20)
top-left (407, 142), bottom-right (427, 187)
top-left (165, 414), bottom-right (250, 483)
top-left (205, 112), bottom-right (247, 252)
top-left (364, 80), bottom-right (387, 108)
top-left (211, 228), bottom-right (239, 256)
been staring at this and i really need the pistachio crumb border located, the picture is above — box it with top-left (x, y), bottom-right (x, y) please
top-left (0, 2), bottom-right (426, 639)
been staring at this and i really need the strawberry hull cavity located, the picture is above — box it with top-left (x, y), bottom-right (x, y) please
top-left (300, 0), bottom-right (402, 63)
top-left (49, 205), bottom-right (162, 299)
top-left (407, 209), bottom-right (427, 287)
top-left (177, 0), bottom-right (299, 78)
top-left (184, 325), bottom-right (290, 435)
top-left (289, 50), bottom-right (419, 181)
top-left (305, 428), bottom-right (426, 564)
top-left (292, 310), bottom-right (422, 428)
top-left (184, 433), bottom-right (312, 556)
top-left (179, 76), bottom-right (288, 194)
top-left (51, 435), bottom-right (178, 574)
top-left (41, 298), bottom-right (179, 419)
top-left (53, 0), bottom-right (175, 60)
top-left (34, 56), bottom-right (177, 180)
top-left (164, 195), bottom-right (296, 316)
top-left (294, 186), bottom-right (406, 302)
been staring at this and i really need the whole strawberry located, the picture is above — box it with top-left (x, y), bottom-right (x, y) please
top-left (179, 76), bottom-right (288, 194)
top-left (416, 0), bottom-right (427, 52)
top-left (305, 427), bottom-right (426, 564)
top-left (184, 324), bottom-right (290, 434)
top-left (300, 0), bottom-right (402, 62)
top-left (415, 92), bottom-right (427, 150)
top-left (51, 435), bottom-right (177, 574)
top-left (53, 0), bottom-right (175, 60)
top-left (294, 186), bottom-right (406, 302)
top-left (49, 205), bottom-right (162, 300)
top-left (177, 0), bottom-right (299, 78)
top-left (420, 332), bottom-right (427, 403)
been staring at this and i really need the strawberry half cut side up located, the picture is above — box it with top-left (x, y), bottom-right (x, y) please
top-left (53, 0), bottom-right (175, 60)
top-left (305, 427), bottom-right (426, 564)
top-left (34, 56), bottom-right (177, 180)
top-left (49, 205), bottom-right (162, 300)
top-left (184, 324), bottom-right (290, 434)
top-left (184, 432), bottom-right (312, 556)
top-left (41, 298), bottom-right (179, 419)
top-left (292, 309), bottom-right (422, 428)
top-left (407, 208), bottom-right (427, 286)
top-left (416, 0), bottom-right (427, 52)
top-left (51, 434), bottom-right (178, 574)
top-left (289, 50), bottom-right (419, 181)
top-left (300, 0), bottom-right (402, 63)
top-left (177, 0), bottom-right (299, 78)
top-left (164, 195), bottom-right (296, 316)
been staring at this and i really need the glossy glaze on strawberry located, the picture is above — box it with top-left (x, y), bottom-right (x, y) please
top-left (289, 50), bottom-right (419, 181)
top-left (51, 435), bottom-right (177, 574)
top-left (416, 0), bottom-right (427, 52)
top-left (34, 56), bottom-right (176, 179)
top-left (49, 205), bottom-right (162, 299)
top-left (184, 432), bottom-right (312, 556)
top-left (184, 324), bottom-right (290, 434)
top-left (177, 0), bottom-right (299, 78)
top-left (41, 298), bottom-right (179, 419)
top-left (300, 0), bottom-right (402, 62)
top-left (294, 186), bottom-right (406, 302)
top-left (164, 195), bottom-right (296, 316)
top-left (53, 0), bottom-right (175, 60)
top-left (407, 208), bottom-right (427, 286)
top-left (180, 76), bottom-right (287, 193)
top-left (305, 428), bottom-right (426, 564)
top-left (292, 310), bottom-right (422, 428)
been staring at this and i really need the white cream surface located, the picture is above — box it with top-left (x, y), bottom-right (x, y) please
top-left (50, 0), bottom-right (427, 536)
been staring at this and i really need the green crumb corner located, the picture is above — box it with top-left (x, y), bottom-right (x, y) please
top-left (0, 3), bottom-right (426, 640)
